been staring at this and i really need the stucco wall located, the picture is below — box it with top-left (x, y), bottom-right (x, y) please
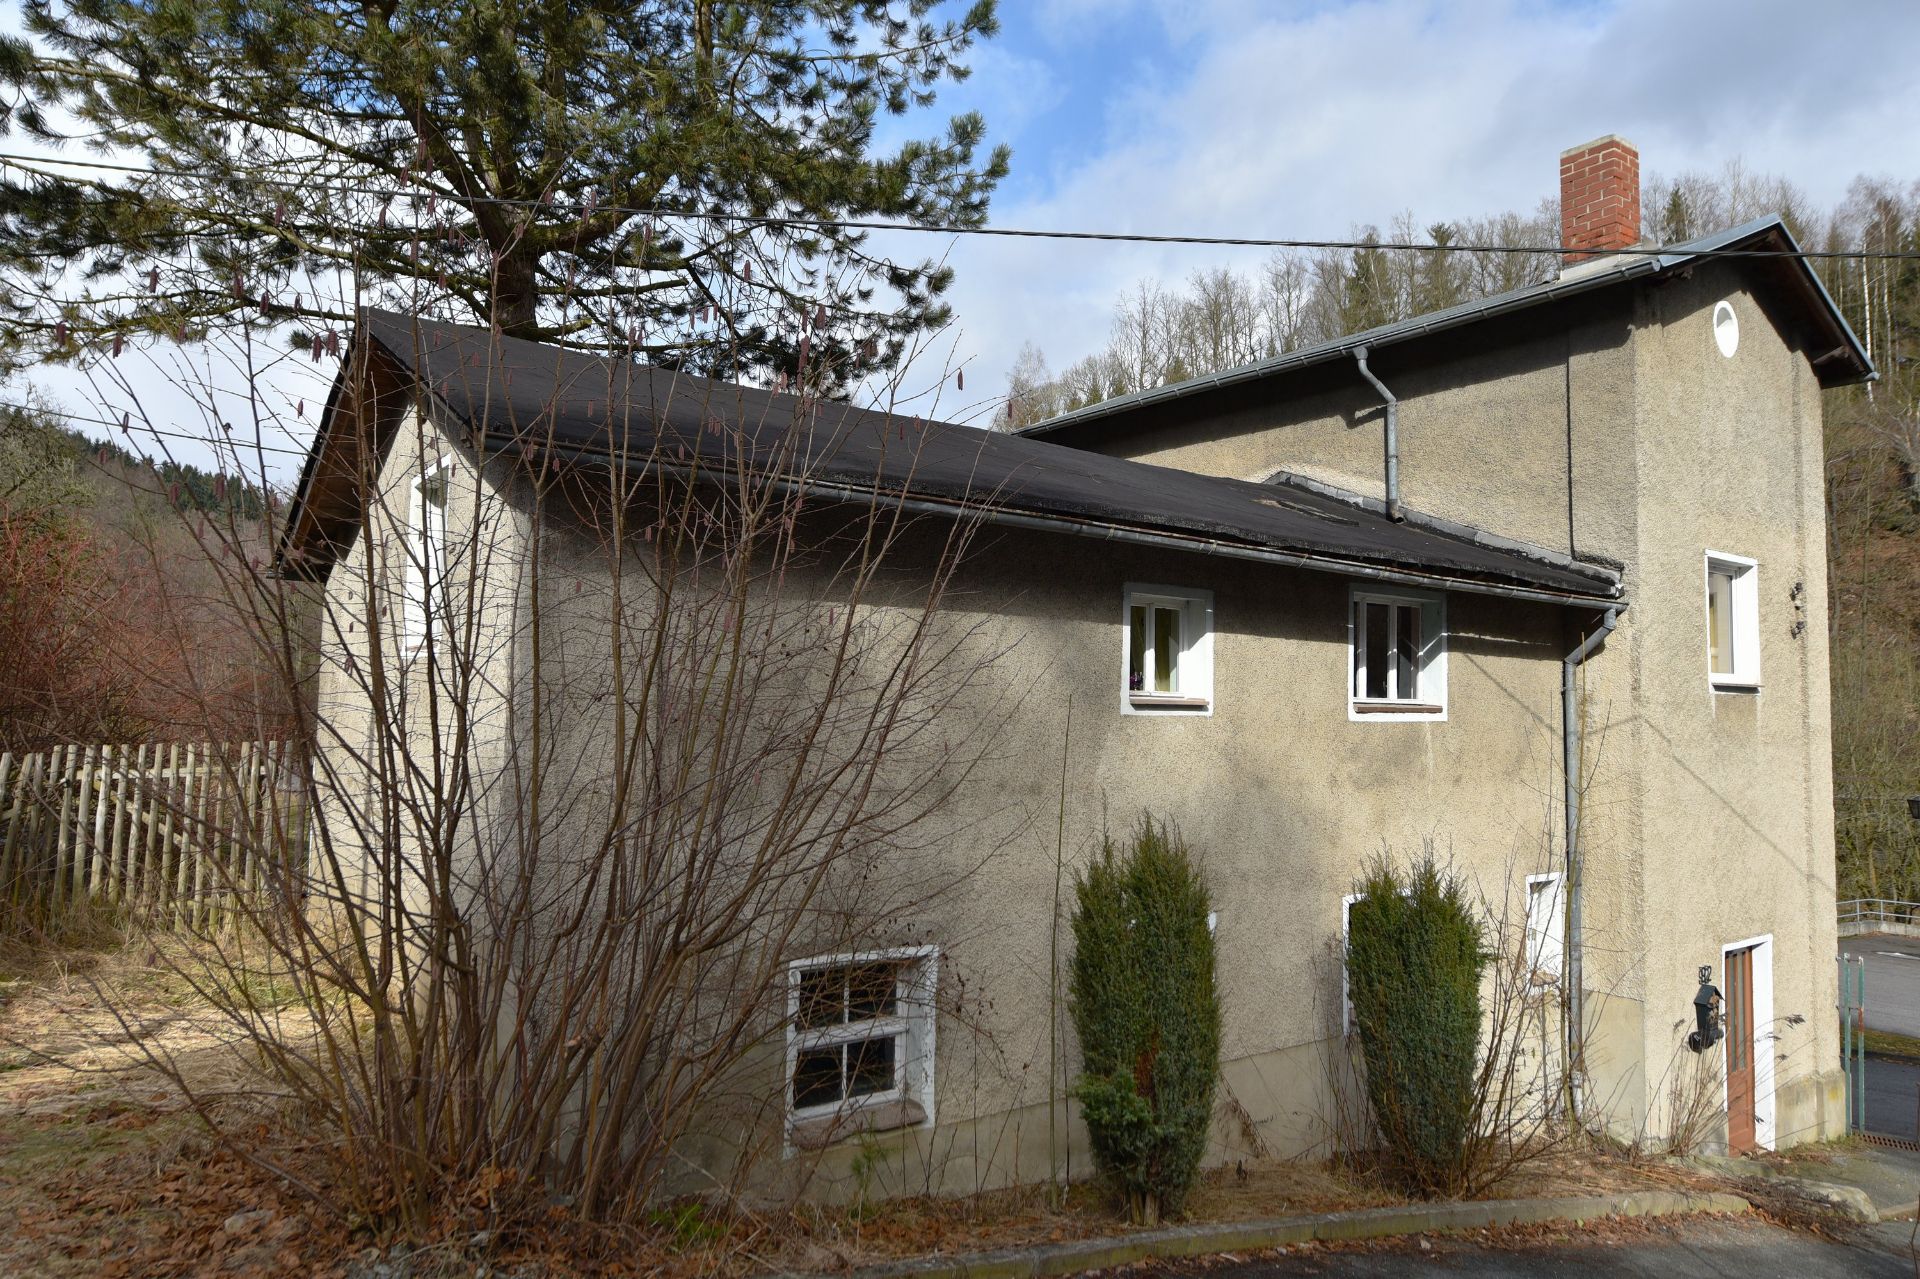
top-left (623, 522), bottom-right (1582, 1197)
top-left (306, 256), bottom-right (1847, 1198)
top-left (1621, 264), bottom-right (1843, 1150)
top-left (1025, 264), bottom-right (1844, 1155)
top-left (309, 406), bottom-right (527, 923)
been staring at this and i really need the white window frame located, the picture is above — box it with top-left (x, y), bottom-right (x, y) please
top-left (1347, 586), bottom-right (1447, 721)
top-left (1523, 872), bottom-right (1566, 987)
top-left (1341, 892), bottom-right (1361, 1034)
top-left (784, 945), bottom-right (938, 1144)
top-left (1121, 584), bottom-right (1214, 715)
top-left (404, 454), bottom-right (453, 656)
top-left (1704, 550), bottom-right (1760, 691)
top-left (1340, 886), bottom-right (1413, 1035)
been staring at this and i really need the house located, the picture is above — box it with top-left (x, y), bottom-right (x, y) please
top-left (278, 136), bottom-right (1870, 1199)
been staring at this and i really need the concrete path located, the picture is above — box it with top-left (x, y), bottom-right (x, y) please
top-left (1140, 1216), bottom-right (1919, 1277)
top-left (1841, 933), bottom-right (1920, 1037)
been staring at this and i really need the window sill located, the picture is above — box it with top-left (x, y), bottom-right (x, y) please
top-left (1351, 700), bottom-right (1444, 716)
top-left (1709, 678), bottom-right (1761, 694)
top-left (1127, 694), bottom-right (1211, 710)
top-left (788, 1097), bottom-right (927, 1151)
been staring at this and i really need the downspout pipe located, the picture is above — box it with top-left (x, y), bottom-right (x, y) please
top-left (1563, 605), bottom-right (1620, 1120)
top-left (1352, 345), bottom-right (1404, 522)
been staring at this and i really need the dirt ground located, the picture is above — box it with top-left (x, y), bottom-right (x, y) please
top-left (0, 928), bottom-right (338, 1278)
top-left (0, 931), bottom-right (1751, 1278)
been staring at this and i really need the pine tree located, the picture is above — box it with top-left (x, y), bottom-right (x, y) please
top-left (1340, 229), bottom-right (1396, 334)
top-left (1414, 222), bottom-right (1462, 315)
top-left (1659, 189), bottom-right (1695, 244)
top-left (0, 1), bottom-right (1009, 386)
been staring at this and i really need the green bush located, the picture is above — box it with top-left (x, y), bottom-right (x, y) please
top-left (1345, 853), bottom-right (1489, 1197)
top-left (1068, 818), bottom-right (1220, 1223)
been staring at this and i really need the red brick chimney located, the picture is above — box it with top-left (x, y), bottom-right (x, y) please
top-left (1559, 135), bottom-right (1640, 266)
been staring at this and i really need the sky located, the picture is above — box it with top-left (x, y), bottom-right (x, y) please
top-left (13, 0), bottom-right (1920, 476)
top-left (899, 0), bottom-right (1920, 421)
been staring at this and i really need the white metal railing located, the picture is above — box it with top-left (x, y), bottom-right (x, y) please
top-left (1839, 898), bottom-right (1920, 927)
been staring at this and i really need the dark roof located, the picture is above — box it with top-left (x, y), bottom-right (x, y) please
top-left (277, 309), bottom-right (1622, 604)
top-left (1017, 216), bottom-right (1874, 440)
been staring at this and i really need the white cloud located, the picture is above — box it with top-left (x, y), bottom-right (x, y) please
top-left (935, 0), bottom-right (1920, 419)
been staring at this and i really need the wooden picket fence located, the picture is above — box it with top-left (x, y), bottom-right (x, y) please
top-left (0, 740), bottom-right (301, 926)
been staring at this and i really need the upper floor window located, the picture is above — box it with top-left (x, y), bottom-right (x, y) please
top-left (1349, 587), bottom-right (1446, 720)
top-left (1124, 585), bottom-right (1213, 714)
top-left (1705, 551), bottom-right (1759, 690)
top-left (404, 456), bottom-right (452, 653)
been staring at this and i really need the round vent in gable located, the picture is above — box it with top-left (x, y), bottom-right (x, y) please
top-left (1713, 300), bottom-right (1740, 357)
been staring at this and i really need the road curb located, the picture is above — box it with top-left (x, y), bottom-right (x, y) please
top-left (808, 1189), bottom-right (1751, 1279)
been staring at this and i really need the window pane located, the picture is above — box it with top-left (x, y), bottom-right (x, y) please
top-left (793, 1045), bottom-right (843, 1108)
top-left (1363, 603), bottom-right (1389, 699)
top-left (1707, 570), bottom-right (1735, 674)
top-left (796, 967), bottom-right (844, 1029)
top-left (846, 1035), bottom-right (898, 1099)
top-left (1395, 604), bottom-right (1420, 700)
top-left (1526, 880), bottom-right (1551, 968)
top-left (846, 962), bottom-right (898, 1021)
top-left (1153, 606), bottom-right (1181, 693)
top-left (1129, 604), bottom-right (1147, 691)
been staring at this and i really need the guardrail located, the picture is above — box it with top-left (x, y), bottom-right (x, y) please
top-left (1840, 899), bottom-right (1920, 935)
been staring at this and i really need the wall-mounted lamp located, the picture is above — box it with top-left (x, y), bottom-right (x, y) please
top-left (1687, 965), bottom-right (1723, 1053)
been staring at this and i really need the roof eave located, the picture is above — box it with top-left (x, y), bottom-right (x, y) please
top-left (1019, 215), bottom-right (1875, 437)
top-left (523, 434), bottom-right (1625, 607)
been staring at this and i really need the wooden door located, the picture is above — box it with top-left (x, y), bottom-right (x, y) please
top-left (1725, 946), bottom-right (1757, 1154)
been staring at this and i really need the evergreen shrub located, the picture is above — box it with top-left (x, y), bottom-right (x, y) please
top-left (1345, 853), bottom-right (1490, 1196)
top-left (1068, 818), bottom-right (1220, 1223)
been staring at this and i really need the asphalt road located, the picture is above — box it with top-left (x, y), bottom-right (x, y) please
top-left (1864, 1055), bottom-right (1920, 1139)
top-left (1142, 1216), bottom-right (1920, 1278)
top-left (1841, 933), bottom-right (1920, 1038)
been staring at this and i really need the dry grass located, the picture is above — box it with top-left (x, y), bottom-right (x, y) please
top-left (0, 927), bottom-right (1739, 1278)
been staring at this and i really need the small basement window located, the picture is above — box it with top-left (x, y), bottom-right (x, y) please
top-left (786, 948), bottom-right (937, 1148)
top-left (1349, 587), bottom-right (1446, 719)
top-left (1123, 585), bottom-right (1214, 713)
top-left (1705, 551), bottom-right (1760, 689)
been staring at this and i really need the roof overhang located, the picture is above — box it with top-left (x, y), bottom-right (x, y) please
top-left (1017, 215), bottom-right (1874, 442)
top-left (275, 310), bottom-right (1625, 607)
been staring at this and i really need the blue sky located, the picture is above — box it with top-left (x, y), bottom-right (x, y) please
top-left (882, 0), bottom-right (1920, 423)
top-left (14, 0), bottom-right (1920, 470)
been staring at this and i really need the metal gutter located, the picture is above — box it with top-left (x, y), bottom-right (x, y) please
top-left (1019, 258), bottom-right (1670, 437)
top-left (1351, 346), bottom-right (1403, 522)
top-left (514, 437), bottom-right (1625, 607)
top-left (1562, 605), bottom-right (1621, 1117)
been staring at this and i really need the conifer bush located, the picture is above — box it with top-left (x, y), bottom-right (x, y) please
top-left (1068, 818), bottom-right (1220, 1223)
top-left (1345, 854), bottom-right (1490, 1196)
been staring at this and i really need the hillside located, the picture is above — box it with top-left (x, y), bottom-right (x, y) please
top-left (0, 408), bottom-right (298, 753)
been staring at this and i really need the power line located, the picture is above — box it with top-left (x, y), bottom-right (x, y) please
top-left (6, 401), bottom-right (311, 459)
top-left (4, 149), bottom-right (1920, 263)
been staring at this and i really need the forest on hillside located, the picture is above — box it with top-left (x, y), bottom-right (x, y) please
top-left (0, 406), bottom-right (295, 753)
top-left (1005, 163), bottom-right (1920, 905)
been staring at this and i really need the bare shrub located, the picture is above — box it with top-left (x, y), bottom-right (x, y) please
top-left (63, 304), bottom-right (1019, 1236)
